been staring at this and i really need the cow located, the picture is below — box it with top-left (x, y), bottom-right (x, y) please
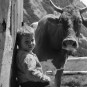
top-left (34, 0), bottom-right (87, 87)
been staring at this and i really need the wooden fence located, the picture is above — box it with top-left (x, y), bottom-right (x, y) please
top-left (63, 57), bottom-right (87, 75)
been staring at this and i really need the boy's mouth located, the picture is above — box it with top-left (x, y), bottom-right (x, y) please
top-left (28, 45), bottom-right (34, 48)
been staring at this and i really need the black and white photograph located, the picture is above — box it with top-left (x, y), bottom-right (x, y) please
top-left (0, 0), bottom-right (87, 87)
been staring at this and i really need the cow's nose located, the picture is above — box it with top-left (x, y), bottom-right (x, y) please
top-left (62, 39), bottom-right (77, 48)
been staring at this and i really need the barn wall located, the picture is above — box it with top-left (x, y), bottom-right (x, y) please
top-left (0, 0), bottom-right (23, 87)
top-left (0, 0), bottom-right (12, 87)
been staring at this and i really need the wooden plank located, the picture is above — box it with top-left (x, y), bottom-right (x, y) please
top-left (63, 71), bottom-right (87, 75)
top-left (68, 56), bottom-right (87, 60)
top-left (45, 70), bottom-right (87, 76)
top-left (10, 0), bottom-right (18, 87)
top-left (11, 0), bottom-right (18, 47)
top-left (10, 0), bottom-right (23, 87)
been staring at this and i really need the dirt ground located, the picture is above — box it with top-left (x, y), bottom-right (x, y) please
top-left (61, 74), bottom-right (87, 87)
top-left (46, 74), bottom-right (87, 87)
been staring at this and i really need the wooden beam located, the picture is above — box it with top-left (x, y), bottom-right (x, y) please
top-left (10, 0), bottom-right (23, 87)
top-left (63, 71), bottom-right (87, 75)
top-left (68, 57), bottom-right (87, 60)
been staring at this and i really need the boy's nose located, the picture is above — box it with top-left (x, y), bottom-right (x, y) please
top-left (32, 40), bottom-right (35, 45)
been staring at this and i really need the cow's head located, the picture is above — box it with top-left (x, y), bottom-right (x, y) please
top-left (50, 0), bottom-right (87, 53)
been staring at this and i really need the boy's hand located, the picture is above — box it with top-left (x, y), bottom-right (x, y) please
top-left (42, 75), bottom-right (51, 82)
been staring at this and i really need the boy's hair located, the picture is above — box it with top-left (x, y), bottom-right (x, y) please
top-left (16, 23), bottom-right (35, 47)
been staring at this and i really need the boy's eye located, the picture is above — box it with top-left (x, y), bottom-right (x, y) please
top-left (25, 41), bottom-right (29, 44)
top-left (31, 39), bottom-right (34, 42)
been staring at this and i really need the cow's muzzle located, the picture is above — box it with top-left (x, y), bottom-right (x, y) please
top-left (62, 38), bottom-right (78, 52)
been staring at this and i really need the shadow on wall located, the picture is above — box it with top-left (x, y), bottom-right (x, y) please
top-left (10, 40), bottom-right (19, 87)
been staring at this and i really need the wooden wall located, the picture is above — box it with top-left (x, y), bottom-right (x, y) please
top-left (0, 0), bottom-right (23, 87)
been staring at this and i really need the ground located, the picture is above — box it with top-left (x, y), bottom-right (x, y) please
top-left (61, 74), bottom-right (87, 87)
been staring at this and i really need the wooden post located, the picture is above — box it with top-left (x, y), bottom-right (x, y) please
top-left (11, 0), bottom-right (23, 47)
top-left (10, 0), bottom-right (23, 87)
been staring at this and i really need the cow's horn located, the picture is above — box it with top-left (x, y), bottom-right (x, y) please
top-left (49, 0), bottom-right (63, 13)
top-left (80, 7), bottom-right (87, 14)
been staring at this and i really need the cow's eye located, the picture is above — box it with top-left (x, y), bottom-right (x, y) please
top-left (76, 19), bottom-right (82, 24)
top-left (59, 18), bottom-right (68, 24)
top-left (25, 41), bottom-right (29, 44)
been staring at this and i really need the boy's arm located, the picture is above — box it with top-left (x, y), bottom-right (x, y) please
top-left (24, 55), bottom-right (43, 77)
top-left (24, 54), bottom-right (50, 81)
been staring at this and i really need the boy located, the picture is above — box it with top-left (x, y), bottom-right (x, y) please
top-left (16, 24), bottom-right (51, 87)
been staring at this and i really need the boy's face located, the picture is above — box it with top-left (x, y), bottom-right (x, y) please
top-left (20, 33), bottom-right (35, 51)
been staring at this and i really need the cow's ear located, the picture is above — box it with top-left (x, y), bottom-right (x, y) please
top-left (48, 17), bottom-right (59, 24)
top-left (82, 16), bottom-right (87, 27)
